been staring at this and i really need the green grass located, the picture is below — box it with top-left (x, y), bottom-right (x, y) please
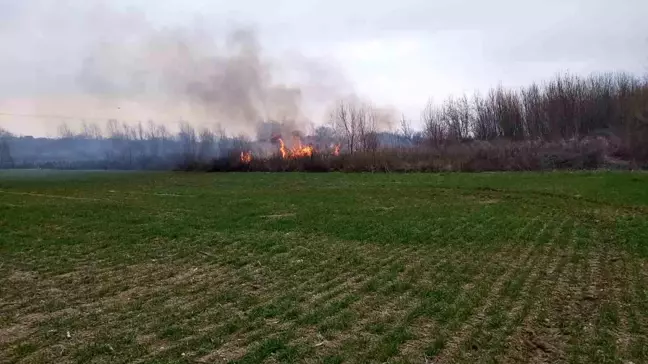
top-left (1, 170), bottom-right (648, 363)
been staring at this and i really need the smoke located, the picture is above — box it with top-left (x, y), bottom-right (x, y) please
top-left (0, 1), bottom-right (351, 137)
top-left (76, 26), bottom-right (307, 127)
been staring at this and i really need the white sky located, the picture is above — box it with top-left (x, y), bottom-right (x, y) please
top-left (1, 0), bottom-right (647, 136)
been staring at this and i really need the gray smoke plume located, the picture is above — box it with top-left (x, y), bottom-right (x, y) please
top-left (78, 26), bottom-right (305, 126)
top-left (0, 0), bottom-right (350, 136)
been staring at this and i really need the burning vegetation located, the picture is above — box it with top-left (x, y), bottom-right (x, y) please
top-left (239, 133), bottom-right (339, 164)
top-left (276, 135), bottom-right (314, 159)
top-left (239, 151), bottom-right (252, 164)
top-left (3, 73), bottom-right (648, 172)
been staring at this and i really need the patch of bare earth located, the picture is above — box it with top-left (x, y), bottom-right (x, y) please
top-left (0, 190), bottom-right (109, 202)
top-left (195, 338), bottom-right (249, 363)
top-left (261, 213), bottom-right (297, 219)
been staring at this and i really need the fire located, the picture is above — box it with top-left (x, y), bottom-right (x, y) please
top-left (276, 137), bottom-right (314, 159)
top-left (240, 151), bottom-right (252, 164)
top-left (278, 138), bottom-right (288, 159)
top-left (333, 144), bottom-right (341, 156)
top-left (270, 133), bottom-right (340, 159)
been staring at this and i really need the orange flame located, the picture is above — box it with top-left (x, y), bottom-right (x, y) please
top-left (276, 137), bottom-right (314, 159)
top-left (240, 151), bottom-right (252, 164)
top-left (278, 138), bottom-right (289, 159)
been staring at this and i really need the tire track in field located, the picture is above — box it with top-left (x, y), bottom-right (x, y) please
top-left (502, 217), bottom-right (572, 319)
top-left (356, 245), bottom-right (491, 363)
top-left (453, 217), bottom-right (571, 363)
top-left (213, 239), bottom-right (350, 307)
top-left (296, 245), bottom-right (427, 329)
top-left (317, 212), bottom-right (506, 362)
top-left (300, 245), bottom-right (419, 310)
top-left (392, 213), bottom-right (540, 362)
top-left (366, 246), bottom-right (481, 358)
top-left (194, 244), bottom-right (423, 362)
top-left (588, 231), bottom-right (615, 362)
top-left (288, 243), bottom-right (415, 317)
top-left (436, 213), bottom-right (546, 324)
top-left (564, 229), bottom-right (605, 363)
top-left (432, 214), bottom-right (555, 364)
top-left (478, 218), bottom-right (569, 357)
top-left (626, 257), bottom-right (647, 335)
top-left (273, 244), bottom-right (426, 359)
top-left (394, 244), bottom-right (515, 362)
top-left (167, 251), bottom-right (363, 362)
top-left (32, 264), bottom-right (237, 364)
top-left (308, 245), bottom-right (460, 359)
top-left (167, 240), bottom-right (380, 363)
top-left (254, 237), bottom-right (401, 308)
top-left (0, 190), bottom-right (111, 202)
top-left (608, 249), bottom-right (632, 361)
top-left (629, 259), bottom-right (648, 362)
top-left (558, 235), bottom-right (591, 363)
top-left (497, 219), bottom-right (578, 362)
top-left (591, 237), bottom-right (627, 361)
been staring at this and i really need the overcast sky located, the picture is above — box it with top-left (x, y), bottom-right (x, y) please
top-left (1, 0), bottom-right (647, 136)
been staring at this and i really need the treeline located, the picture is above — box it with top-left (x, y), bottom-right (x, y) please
top-left (0, 121), bottom-right (254, 170)
top-left (419, 72), bottom-right (648, 162)
top-left (0, 118), bottom-right (411, 170)
top-left (2, 72), bottom-right (647, 172)
top-left (211, 72), bottom-right (648, 172)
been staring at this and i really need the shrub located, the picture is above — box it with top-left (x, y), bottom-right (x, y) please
top-left (200, 138), bottom-right (609, 173)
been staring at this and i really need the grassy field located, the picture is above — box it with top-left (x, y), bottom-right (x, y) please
top-left (1, 171), bottom-right (648, 364)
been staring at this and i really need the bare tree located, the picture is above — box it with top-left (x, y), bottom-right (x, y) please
top-left (330, 97), bottom-right (382, 154)
top-left (399, 115), bottom-right (414, 143)
top-left (330, 98), bottom-right (359, 154)
top-left (520, 83), bottom-right (546, 140)
top-left (358, 103), bottom-right (382, 153)
top-left (80, 121), bottom-right (103, 139)
top-left (315, 125), bottom-right (335, 140)
top-left (178, 122), bottom-right (198, 164)
top-left (314, 125), bottom-right (336, 151)
top-left (106, 119), bottom-right (121, 139)
top-left (473, 92), bottom-right (499, 140)
top-left (491, 87), bottom-right (525, 140)
top-left (198, 127), bottom-right (216, 161)
top-left (358, 103), bottom-right (371, 152)
top-left (157, 124), bottom-right (170, 158)
top-left (231, 134), bottom-right (252, 158)
top-left (135, 121), bottom-right (145, 141)
top-left (422, 100), bottom-right (447, 146)
top-left (0, 130), bottom-right (14, 168)
top-left (119, 123), bottom-right (137, 167)
top-left (121, 122), bottom-right (137, 141)
top-left (214, 123), bottom-right (227, 140)
top-left (57, 123), bottom-right (74, 139)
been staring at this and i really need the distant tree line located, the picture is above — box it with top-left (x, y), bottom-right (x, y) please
top-left (0, 127), bottom-right (15, 168)
top-left (1, 71), bottom-right (647, 172)
top-left (418, 72), bottom-right (648, 162)
top-left (0, 120), bottom-right (254, 170)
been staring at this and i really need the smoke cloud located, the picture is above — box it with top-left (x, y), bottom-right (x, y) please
top-left (0, 1), bottom-right (351, 137)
